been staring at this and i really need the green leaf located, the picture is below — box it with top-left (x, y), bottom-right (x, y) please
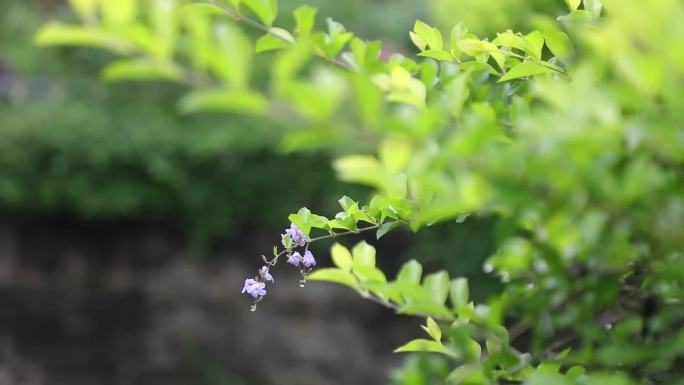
top-left (317, 18), bottom-right (353, 58)
top-left (457, 39), bottom-right (497, 57)
top-left (449, 22), bottom-right (468, 57)
top-left (101, 0), bottom-right (136, 27)
top-left (399, 302), bottom-right (454, 319)
top-left (557, 10), bottom-right (593, 22)
top-left (379, 139), bottom-right (412, 173)
top-left (394, 339), bottom-right (456, 357)
top-left (526, 371), bottom-right (573, 385)
top-left (288, 209), bottom-right (313, 235)
top-left (353, 264), bottom-right (387, 283)
top-left (566, 366), bottom-right (586, 380)
top-left (351, 210), bottom-right (376, 225)
top-left (447, 365), bottom-right (488, 385)
top-left (308, 214), bottom-right (331, 231)
top-left (449, 278), bottom-right (469, 309)
top-left (397, 259), bottom-right (422, 284)
top-left (178, 88), bottom-right (266, 114)
top-left (459, 61), bottom-right (498, 75)
top-left (241, 0), bottom-right (278, 26)
top-left (524, 31), bottom-right (544, 60)
top-left (101, 59), bottom-right (182, 82)
top-left (366, 282), bottom-right (403, 304)
top-left (424, 270), bottom-right (450, 305)
top-left (255, 28), bottom-right (293, 52)
top-left (389, 281), bottom-right (429, 301)
top-left (308, 268), bottom-right (359, 290)
top-left (176, 3), bottom-right (228, 17)
top-left (351, 75), bottom-right (384, 126)
top-left (536, 20), bottom-right (572, 59)
top-left (33, 22), bottom-right (133, 54)
top-left (499, 62), bottom-right (551, 82)
top-left (352, 241), bottom-right (376, 267)
top-left (376, 221), bottom-right (402, 239)
top-left (418, 50), bottom-right (452, 61)
top-left (492, 31), bottom-right (527, 51)
top-left (338, 196), bottom-right (358, 212)
top-left (330, 213), bottom-right (357, 231)
top-left (296, 207), bottom-right (312, 222)
top-left (583, 0), bottom-right (603, 18)
top-left (423, 317), bottom-right (442, 340)
top-left (293, 5), bottom-right (317, 37)
top-left (564, 0), bottom-right (581, 10)
top-left (273, 40), bottom-right (313, 88)
top-left (413, 20), bottom-right (442, 50)
top-left (333, 155), bottom-right (384, 187)
top-left (449, 326), bottom-right (482, 362)
top-left (212, 23), bottom-right (252, 87)
top-left (409, 31), bottom-right (427, 51)
top-left (331, 243), bottom-right (353, 272)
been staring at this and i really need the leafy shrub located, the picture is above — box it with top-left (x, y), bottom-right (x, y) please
top-left (35, 0), bottom-right (684, 384)
top-left (0, 1), bottom-right (355, 238)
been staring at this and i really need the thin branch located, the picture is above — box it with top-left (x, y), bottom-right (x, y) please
top-left (308, 223), bottom-right (390, 242)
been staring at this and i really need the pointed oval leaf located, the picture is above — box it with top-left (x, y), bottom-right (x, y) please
top-left (331, 243), bottom-right (353, 272)
top-left (397, 259), bottom-right (422, 284)
top-left (352, 241), bottom-right (376, 267)
top-left (308, 268), bottom-right (359, 289)
top-left (241, 0), bottom-right (278, 26)
top-left (424, 270), bottom-right (450, 305)
top-left (450, 278), bottom-right (470, 309)
top-left (499, 62), bottom-right (551, 82)
top-left (394, 339), bottom-right (456, 357)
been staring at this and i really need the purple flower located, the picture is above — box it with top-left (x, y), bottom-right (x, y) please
top-left (288, 251), bottom-right (302, 266)
top-left (283, 223), bottom-right (308, 246)
top-left (260, 266), bottom-right (274, 283)
top-left (302, 250), bottom-right (316, 267)
top-left (242, 278), bottom-right (267, 298)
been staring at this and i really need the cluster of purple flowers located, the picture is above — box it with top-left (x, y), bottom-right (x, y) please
top-left (283, 223), bottom-right (308, 245)
top-left (241, 265), bottom-right (274, 298)
top-left (287, 250), bottom-right (316, 267)
top-left (241, 223), bottom-right (316, 301)
top-left (241, 278), bottom-right (267, 298)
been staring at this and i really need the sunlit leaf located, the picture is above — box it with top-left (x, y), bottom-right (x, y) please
top-left (178, 88), bottom-right (267, 114)
top-left (242, 0), bottom-right (278, 26)
top-left (293, 5), bottom-right (316, 37)
top-left (331, 243), bottom-right (353, 272)
top-left (499, 62), bottom-right (551, 82)
top-left (394, 339), bottom-right (456, 357)
top-left (101, 59), bottom-right (183, 82)
top-left (308, 268), bottom-right (359, 290)
top-left (424, 270), bottom-right (450, 305)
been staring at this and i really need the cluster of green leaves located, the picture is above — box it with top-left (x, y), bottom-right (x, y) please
top-left (408, 19), bottom-right (568, 82)
top-left (427, 0), bottom-right (563, 38)
top-left (286, 195), bottom-right (408, 240)
top-left (35, 0), bottom-right (684, 384)
top-left (1, 0), bottom-right (355, 239)
top-left (311, 242), bottom-right (469, 321)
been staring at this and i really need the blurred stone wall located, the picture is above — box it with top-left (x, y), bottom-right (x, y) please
top-left (0, 220), bottom-right (418, 385)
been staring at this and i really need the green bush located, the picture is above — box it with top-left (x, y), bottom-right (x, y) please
top-left (0, 92), bottom-right (344, 234)
top-left (33, 0), bottom-right (684, 384)
top-left (0, 1), bottom-right (357, 237)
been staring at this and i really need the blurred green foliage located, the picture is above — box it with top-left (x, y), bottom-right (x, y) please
top-left (0, 92), bottom-right (341, 233)
top-left (20, 0), bottom-right (684, 384)
top-left (428, 0), bottom-right (564, 37)
top-left (0, 0), bottom-right (352, 236)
